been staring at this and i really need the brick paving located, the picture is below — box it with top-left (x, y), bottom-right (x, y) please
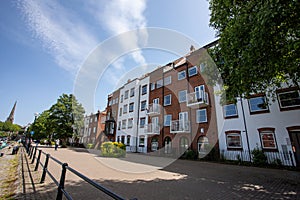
top-left (15, 146), bottom-right (300, 200)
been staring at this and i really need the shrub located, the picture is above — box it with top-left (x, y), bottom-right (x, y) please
top-left (251, 148), bottom-right (267, 166)
top-left (87, 143), bottom-right (94, 149)
top-left (101, 142), bottom-right (126, 158)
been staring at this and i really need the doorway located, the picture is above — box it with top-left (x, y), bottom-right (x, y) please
top-left (289, 131), bottom-right (300, 167)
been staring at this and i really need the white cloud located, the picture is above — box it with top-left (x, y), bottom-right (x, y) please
top-left (88, 0), bottom-right (148, 68)
top-left (17, 0), bottom-right (98, 74)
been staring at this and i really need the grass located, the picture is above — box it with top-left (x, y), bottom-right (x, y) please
top-left (0, 153), bottom-right (19, 200)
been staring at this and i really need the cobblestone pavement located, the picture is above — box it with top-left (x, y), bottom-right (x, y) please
top-left (17, 147), bottom-right (300, 200)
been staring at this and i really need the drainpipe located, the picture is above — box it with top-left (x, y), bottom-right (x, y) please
top-left (135, 85), bottom-right (141, 153)
top-left (239, 96), bottom-right (252, 162)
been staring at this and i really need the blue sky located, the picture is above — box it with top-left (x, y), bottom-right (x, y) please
top-left (0, 0), bottom-right (216, 126)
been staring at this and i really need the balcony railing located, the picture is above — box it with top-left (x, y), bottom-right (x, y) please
top-left (146, 104), bottom-right (160, 116)
top-left (186, 91), bottom-right (209, 108)
top-left (170, 120), bottom-right (190, 133)
top-left (144, 123), bottom-right (160, 135)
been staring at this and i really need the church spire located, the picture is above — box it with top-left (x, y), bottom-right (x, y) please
top-left (6, 101), bottom-right (17, 124)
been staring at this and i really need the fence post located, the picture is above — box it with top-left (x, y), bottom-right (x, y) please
top-left (35, 150), bottom-right (42, 171)
top-left (56, 163), bottom-right (68, 200)
top-left (29, 146), bottom-right (33, 157)
top-left (31, 146), bottom-right (37, 164)
top-left (40, 154), bottom-right (50, 183)
top-left (289, 151), bottom-right (295, 167)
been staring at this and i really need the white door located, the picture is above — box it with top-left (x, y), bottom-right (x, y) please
top-left (195, 85), bottom-right (205, 100)
top-left (152, 117), bottom-right (159, 133)
top-left (179, 112), bottom-right (188, 131)
top-left (153, 98), bottom-right (159, 112)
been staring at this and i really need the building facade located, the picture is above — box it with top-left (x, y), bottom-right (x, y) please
top-left (215, 84), bottom-right (300, 166)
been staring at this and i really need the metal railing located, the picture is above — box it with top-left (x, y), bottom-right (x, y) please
top-left (28, 145), bottom-right (137, 200)
top-left (146, 104), bottom-right (160, 116)
top-left (186, 91), bottom-right (209, 107)
top-left (144, 123), bottom-right (160, 134)
top-left (220, 149), bottom-right (295, 167)
top-left (170, 120), bottom-right (190, 133)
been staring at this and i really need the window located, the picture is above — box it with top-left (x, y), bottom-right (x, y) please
top-left (118, 121), bottom-right (121, 130)
top-left (122, 120), bottom-right (126, 129)
top-left (248, 96), bottom-right (269, 113)
top-left (164, 76), bottom-right (171, 86)
top-left (115, 97), bottom-right (118, 104)
top-left (119, 108), bottom-right (122, 116)
top-left (108, 100), bottom-right (112, 106)
top-left (188, 66), bottom-right (197, 77)
top-left (140, 117), bottom-right (146, 128)
top-left (223, 104), bottom-right (238, 118)
top-left (128, 118), bottom-right (133, 129)
top-left (124, 90), bottom-right (129, 99)
top-left (178, 70), bottom-right (186, 80)
top-left (120, 95), bottom-right (123, 103)
top-left (123, 104), bottom-right (128, 114)
top-left (200, 63), bottom-right (206, 72)
top-left (164, 94), bottom-right (172, 106)
top-left (277, 89), bottom-right (300, 109)
top-left (196, 109), bottom-right (207, 123)
top-left (93, 127), bottom-right (96, 133)
top-left (94, 116), bottom-right (97, 122)
top-left (156, 79), bottom-right (163, 88)
top-left (178, 90), bottom-right (187, 103)
top-left (129, 102), bottom-right (134, 112)
top-left (259, 129), bottom-right (277, 150)
top-left (150, 83), bottom-right (155, 91)
top-left (121, 136), bottom-right (125, 144)
top-left (164, 114), bottom-right (172, 126)
top-left (139, 137), bottom-right (145, 147)
top-left (226, 131), bottom-right (242, 149)
top-left (141, 85), bottom-right (147, 95)
top-left (141, 100), bottom-right (147, 111)
top-left (130, 88), bottom-right (135, 97)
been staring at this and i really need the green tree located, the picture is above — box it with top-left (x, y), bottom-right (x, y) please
top-left (209, 0), bottom-right (300, 102)
top-left (29, 110), bottom-right (51, 140)
top-left (49, 94), bottom-right (85, 141)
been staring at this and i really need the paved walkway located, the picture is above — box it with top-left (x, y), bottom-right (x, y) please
top-left (16, 146), bottom-right (300, 200)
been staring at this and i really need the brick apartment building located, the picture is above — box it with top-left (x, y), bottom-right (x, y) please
top-left (104, 41), bottom-right (219, 156)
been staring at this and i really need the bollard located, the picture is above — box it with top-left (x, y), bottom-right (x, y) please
top-left (35, 150), bottom-right (42, 171)
top-left (56, 163), bottom-right (68, 200)
top-left (31, 147), bottom-right (37, 164)
top-left (40, 154), bottom-right (50, 183)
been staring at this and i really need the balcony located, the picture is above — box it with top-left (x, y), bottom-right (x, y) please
top-left (170, 120), bottom-right (190, 133)
top-left (146, 104), bottom-right (160, 116)
top-left (186, 91), bottom-right (209, 108)
top-left (144, 123), bottom-right (160, 135)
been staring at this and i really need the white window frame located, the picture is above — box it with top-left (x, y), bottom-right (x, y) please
top-left (164, 76), bottom-right (172, 86)
top-left (196, 109), bottom-right (207, 123)
top-left (260, 131), bottom-right (277, 150)
top-left (141, 85), bottom-right (147, 95)
top-left (178, 70), bottom-right (186, 80)
top-left (156, 79), bottom-right (163, 88)
top-left (223, 104), bottom-right (238, 117)
top-left (277, 89), bottom-right (300, 109)
top-left (188, 66), bottom-right (198, 77)
top-left (164, 94), bottom-right (172, 106)
top-left (141, 100), bottom-right (147, 111)
top-left (128, 118), bottom-right (133, 129)
top-left (164, 114), bottom-right (172, 126)
top-left (124, 90), bottom-right (129, 99)
top-left (122, 120), bottom-right (126, 129)
top-left (123, 104), bottom-right (128, 114)
top-left (140, 117), bottom-right (146, 128)
top-left (178, 90), bottom-right (187, 103)
top-left (130, 88), bottom-right (135, 97)
top-left (129, 102), bottom-right (134, 112)
top-left (226, 133), bottom-right (242, 148)
top-left (150, 83), bottom-right (156, 91)
top-left (248, 96), bottom-right (269, 112)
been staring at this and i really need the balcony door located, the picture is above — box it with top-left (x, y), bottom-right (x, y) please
top-left (179, 112), bottom-right (188, 130)
top-left (195, 85), bottom-right (205, 100)
top-left (152, 117), bottom-right (159, 132)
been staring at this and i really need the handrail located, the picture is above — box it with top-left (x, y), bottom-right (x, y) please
top-left (28, 145), bottom-right (133, 200)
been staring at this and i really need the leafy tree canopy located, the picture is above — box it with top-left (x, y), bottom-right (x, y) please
top-left (209, 0), bottom-right (300, 102)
